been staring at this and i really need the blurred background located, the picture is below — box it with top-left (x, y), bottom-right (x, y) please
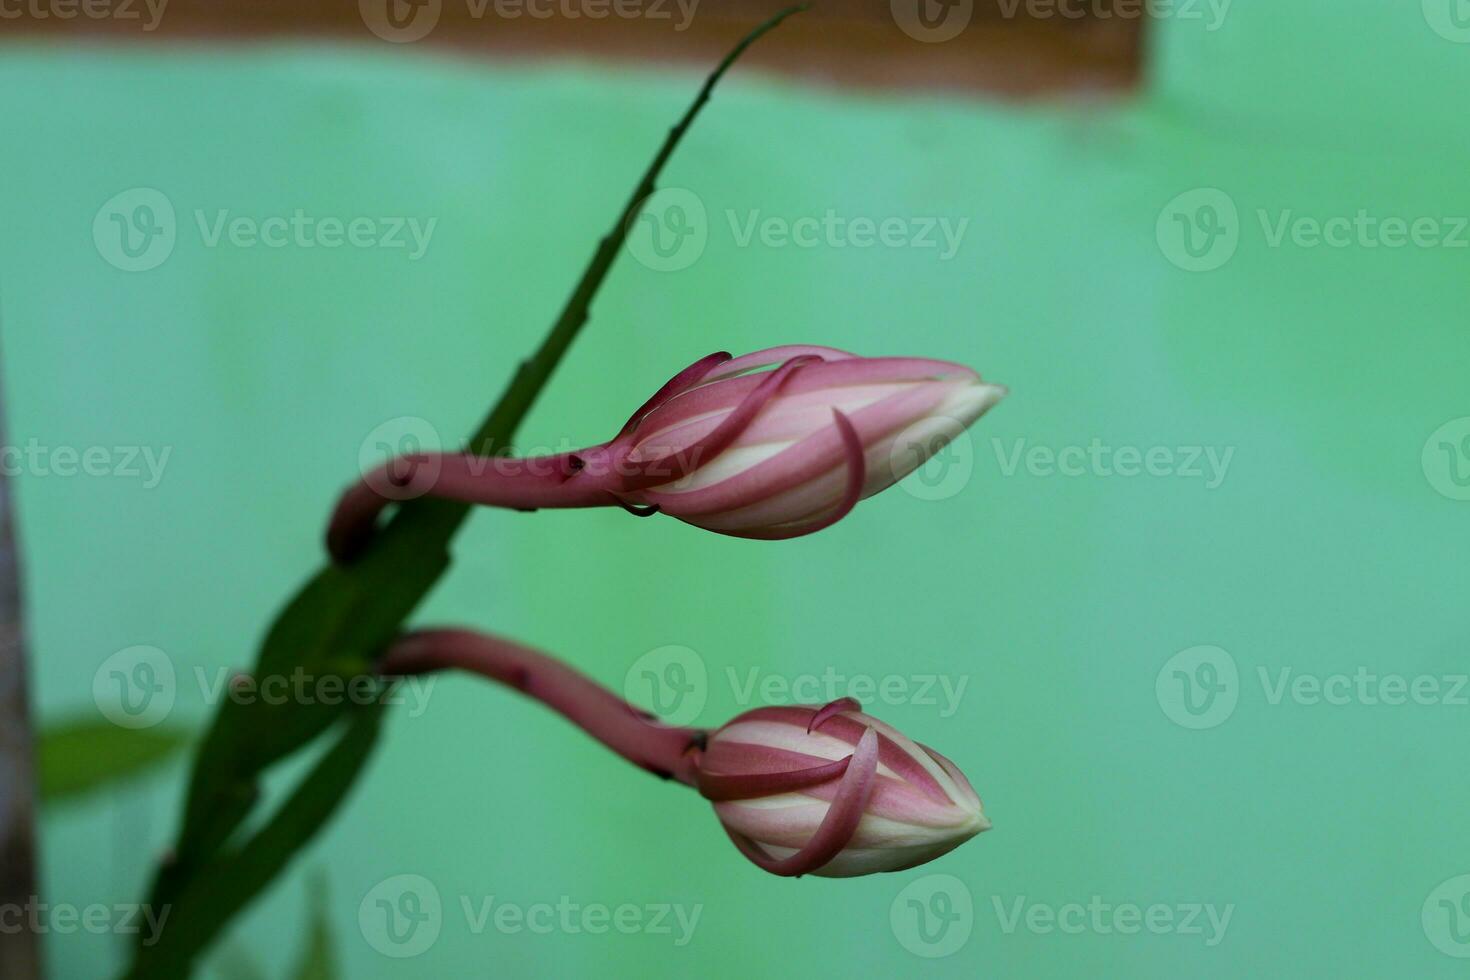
top-left (2, 1), bottom-right (1468, 976)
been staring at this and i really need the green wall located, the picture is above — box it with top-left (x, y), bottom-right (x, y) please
top-left (3, 4), bottom-right (1468, 976)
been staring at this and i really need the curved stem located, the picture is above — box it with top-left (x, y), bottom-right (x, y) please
top-left (380, 628), bottom-right (705, 785)
top-left (326, 450), bottom-right (623, 563)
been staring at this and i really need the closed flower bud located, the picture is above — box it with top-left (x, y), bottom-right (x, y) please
top-left (611, 346), bottom-right (1006, 538)
top-left (329, 345), bottom-right (1005, 560)
top-left (693, 698), bottom-right (989, 878)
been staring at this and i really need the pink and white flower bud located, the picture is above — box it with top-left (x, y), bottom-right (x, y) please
top-left (612, 346), bottom-right (1006, 539)
top-left (327, 345), bottom-right (1005, 561)
top-left (693, 698), bottom-right (989, 878)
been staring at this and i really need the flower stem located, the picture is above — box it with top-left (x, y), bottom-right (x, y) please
top-left (381, 629), bottom-right (704, 785)
top-left (326, 450), bottom-right (620, 562)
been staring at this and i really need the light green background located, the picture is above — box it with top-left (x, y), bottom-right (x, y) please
top-left (4, 3), bottom-right (1469, 976)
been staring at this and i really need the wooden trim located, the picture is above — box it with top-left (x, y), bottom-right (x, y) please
top-left (3, 1), bottom-right (1143, 97)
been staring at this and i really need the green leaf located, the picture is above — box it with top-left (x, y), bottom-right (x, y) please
top-left (129, 701), bottom-right (384, 979)
top-left (290, 870), bottom-right (338, 980)
top-left (37, 718), bottom-right (191, 804)
top-left (129, 7), bottom-right (810, 976)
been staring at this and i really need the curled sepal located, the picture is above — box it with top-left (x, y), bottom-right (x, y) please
top-left (721, 728), bottom-right (879, 877)
top-left (615, 355), bottom-right (821, 493)
top-left (808, 696), bottom-right (862, 733)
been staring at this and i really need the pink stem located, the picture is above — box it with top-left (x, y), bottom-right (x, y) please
top-left (326, 449), bottom-right (623, 563)
top-left (326, 353), bottom-right (739, 563)
top-left (379, 628), bottom-right (705, 785)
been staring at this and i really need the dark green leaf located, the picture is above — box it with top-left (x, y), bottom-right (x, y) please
top-left (37, 718), bottom-right (190, 804)
top-left (290, 870), bottom-right (338, 980)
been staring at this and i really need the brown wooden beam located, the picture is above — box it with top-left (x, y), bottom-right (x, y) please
top-left (1, 1), bottom-right (1142, 97)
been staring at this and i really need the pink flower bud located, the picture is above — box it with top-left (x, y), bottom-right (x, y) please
top-left (693, 698), bottom-right (989, 877)
top-left (328, 346), bottom-right (1005, 561)
top-left (611, 346), bottom-right (1005, 538)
